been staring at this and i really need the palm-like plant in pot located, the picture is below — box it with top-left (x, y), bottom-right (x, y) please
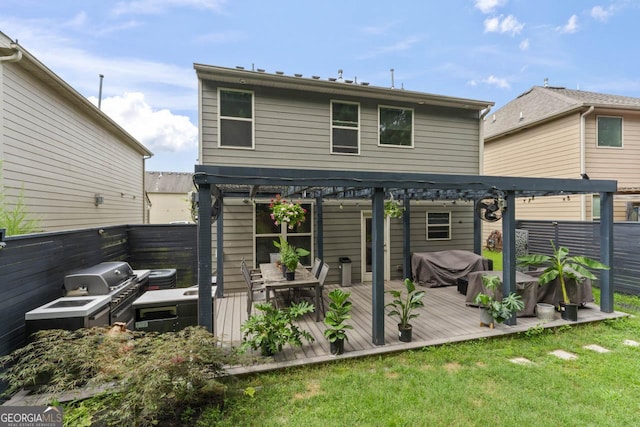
top-left (474, 274), bottom-right (524, 328)
top-left (517, 240), bottom-right (609, 321)
top-left (385, 278), bottom-right (425, 342)
top-left (323, 289), bottom-right (353, 356)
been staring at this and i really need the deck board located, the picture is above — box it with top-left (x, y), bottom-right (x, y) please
top-left (215, 280), bottom-right (627, 375)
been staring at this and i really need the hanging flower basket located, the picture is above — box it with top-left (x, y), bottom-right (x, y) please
top-left (384, 199), bottom-right (404, 219)
top-left (269, 194), bottom-right (307, 229)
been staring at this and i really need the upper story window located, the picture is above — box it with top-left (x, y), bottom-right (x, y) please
top-left (426, 211), bottom-right (451, 240)
top-left (597, 116), bottom-right (622, 148)
top-left (379, 106), bottom-right (414, 147)
top-left (331, 101), bottom-right (360, 154)
top-left (218, 88), bottom-right (254, 148)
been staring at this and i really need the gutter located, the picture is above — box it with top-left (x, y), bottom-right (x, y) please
top-left (478, 106), bottom-right (492, 175)
top-left (580, 106), bottom-right (595, 220)
top-left (0, 43), bottom-right (22, 63)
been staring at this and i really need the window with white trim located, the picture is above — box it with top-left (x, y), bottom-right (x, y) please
top-left (426, 211), bottom-right (451, 240)
top-left (597, 116), bottom-right (622, 148)
top-left (254, 202), bottom-right (313, 266)
top-left (218, 88), bottom-right (254, 148)
top-left (379, 106), bottom-right (413, 147)
top-left (592, 194), bottom-right (600, 221)
top-left (331, 101), bottom-right (360, 154)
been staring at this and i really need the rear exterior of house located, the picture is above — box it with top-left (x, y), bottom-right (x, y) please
top-left (0, 31), bottom-right (152, 233)
top-left (195, 64), bottom-right (493, 291)
top-left (483, 85), bottom-right (640, 236)
top-left (145, 171), bottom-right (195, 223)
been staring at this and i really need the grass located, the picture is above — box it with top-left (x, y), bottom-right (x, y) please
top-left (206, 290), bottom-right (640, 426)
top-left (482, 249), bottom-right (503, 270)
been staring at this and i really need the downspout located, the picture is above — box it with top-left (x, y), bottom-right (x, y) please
top-left (580, 106), bottom-right (595, 221)
top-left (478, 106), bottom-right (492, 175)
top-left (0, 43), bottom-right (22, 63)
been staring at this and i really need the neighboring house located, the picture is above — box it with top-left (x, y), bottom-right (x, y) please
top-left (194, 64), bottom-right (494, 291)
top-left (145, 171), bottom-right (195, 223)
top-left (0, 31), bottom-right (152, 233)
top-left (483, 84), bottom-right (640, 225)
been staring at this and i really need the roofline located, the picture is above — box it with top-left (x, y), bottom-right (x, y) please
top-left (485, 105), bottom-right (585, 141)
top-left (6, 36), bottom-right (152, 157)
top-left (193, 64), bottom-right (494, 111)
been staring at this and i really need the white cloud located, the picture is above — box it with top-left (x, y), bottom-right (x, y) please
top-left (591, 5), bottom-right (612, 22)
top-left (469, 75), bottom-right (510, 89)
top-left (474, 0), bottom-right (507, 14)
top-left (558, 14), bottom-right (579, 34)
top-left (483, 15), bottom-right (524, 36)
top-left (111, 0), bottom-right (227, 15)
top-left (519, 38), bottom-right (530, 51)
top-left (89, 92), bottom-right (198, 153)
top-left (358, 36), bottom-right (421, 59)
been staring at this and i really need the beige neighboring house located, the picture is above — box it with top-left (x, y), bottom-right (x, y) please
top-left (0, 31), bottom-right (152, 233)
top-left (145, 171), bottom-right (195, 223)
top-left (483, 84), bottom-right (640, 225)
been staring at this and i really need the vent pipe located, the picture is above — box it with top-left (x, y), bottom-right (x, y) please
top-left (98, 74), bottom-right (104, 109)
top-left (390, 68), bottom-right (395, 89)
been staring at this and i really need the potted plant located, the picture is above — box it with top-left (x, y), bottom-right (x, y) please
top-left (384, 199), bottom-right (404, 219)
top-left (474, 274), bottom-right (524, 328)
top-left (323, 289), bottom-right (353, 356)
top-left (517, 240), bottom-right (609, 321)
top-left (273, 236), bottom-right (310, 280)
top-left (385, 278), bottom-right (426, 342)
top-left (240, 302), bottom-right (315, 356)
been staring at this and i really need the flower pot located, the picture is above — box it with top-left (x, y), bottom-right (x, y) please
top-left (398, 324), bottom-right (412, 342)
top-left (479, 307), bottom-right (494, 328)
top-left (329, 338), bottom-right (345, 356)
top-left (559, 301), bottom-right (578, 321)
top-left (536, 303), bottom-right (556, 322)
top-left (260, 344), bottom-right (275, 357)
top-left (285, 270), bottom-right (296, 281)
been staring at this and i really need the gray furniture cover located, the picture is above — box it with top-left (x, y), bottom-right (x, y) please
top-left (411, 250), bottom-right (491, 288)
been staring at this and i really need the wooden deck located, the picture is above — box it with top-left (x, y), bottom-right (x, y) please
top-left (217, 280), bottom-right (627, 375)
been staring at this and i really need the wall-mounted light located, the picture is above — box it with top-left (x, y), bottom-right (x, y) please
top-left (94, 194), bottom-right (104, 206)
top-left (0, 228), bottom-right (6, 249)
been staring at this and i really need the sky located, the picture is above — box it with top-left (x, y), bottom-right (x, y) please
top-left (1, 0), bottom-right (640, 172)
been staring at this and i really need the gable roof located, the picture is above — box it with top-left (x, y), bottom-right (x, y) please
top-left (194, 64), bottom-right (494, 111)
top-left (146, 172), bottom-right (195, 193)
top-left (484, 86), bottom-right (640, 140)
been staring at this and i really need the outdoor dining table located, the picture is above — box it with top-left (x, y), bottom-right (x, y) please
top-left (259, 263), bottom-right (322, 322)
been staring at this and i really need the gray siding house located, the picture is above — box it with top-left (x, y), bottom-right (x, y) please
top-left (0, 31), bottom-right (152, 233)
top-left (195, 64), bottom-right (495, 291)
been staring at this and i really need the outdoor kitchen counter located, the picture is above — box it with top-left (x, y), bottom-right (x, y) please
top-left (133, 286), bottom-right (218, 306)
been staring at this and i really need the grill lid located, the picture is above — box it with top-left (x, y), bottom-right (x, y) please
top-left (64, 262), bottom-right (134, 295)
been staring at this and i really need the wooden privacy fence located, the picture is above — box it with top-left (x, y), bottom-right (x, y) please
top-left (0, 224), bottom-right (197, 356)
top-left (518, 220), bottom-right (640, 295)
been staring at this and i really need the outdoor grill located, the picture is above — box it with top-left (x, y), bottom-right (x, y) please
top-left (26, 262), bottom-right (150, 334)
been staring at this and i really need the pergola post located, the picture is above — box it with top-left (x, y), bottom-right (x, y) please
top-left (501, 191), bottom-right (517, 326)
top-left (215, 193), bottom-right (224, 298)
top-left (599, 191), bottom-right (614, 313)
top-left (316, 196), bottom-right (324, 261)
top-left (402, 192), bottom-right (411, 279)
top-left (197, 183), bottom-right (214, 333)
top-left (473, 200), bottom-right (482, 255)
top-left (372, 187), bottom-right (385, 345)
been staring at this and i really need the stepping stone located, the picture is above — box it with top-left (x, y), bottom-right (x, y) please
top-left (550, 350), bottom-right (577, 360)
top-left (623, 339), bottom-right (639, 347)
top-left (583, 344), bottom-right (610, 353)
top-left (510, 357), bottom-right (533, 365)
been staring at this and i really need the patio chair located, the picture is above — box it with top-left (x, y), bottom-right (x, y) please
top-left (241, 257), bottom-right (263, 279)
top-left (298, 262), bottom-right (329, 315)
top-left (241, 262), bottom-right (272, 316)
top-left (309, 257), bottom-right (322, 278)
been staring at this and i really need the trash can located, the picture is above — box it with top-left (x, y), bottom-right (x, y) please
top-left (338, 257), bottom-right (352, 287)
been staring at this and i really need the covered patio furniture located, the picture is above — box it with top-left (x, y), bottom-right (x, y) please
top-left (411, 250), bottom-right (492, 288)
top-left (465, 270), bottom-right (539, 317)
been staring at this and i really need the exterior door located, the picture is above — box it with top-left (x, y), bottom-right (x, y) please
top-left (361, 211), bottom-right (390, 282)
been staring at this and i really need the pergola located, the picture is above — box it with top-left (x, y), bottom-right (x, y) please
top-left (194, 165), bottom-right (617, 345)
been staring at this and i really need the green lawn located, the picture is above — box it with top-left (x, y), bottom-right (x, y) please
top-left (204, 290), bottom-right (640, 426)
top-left (482, 249), bottom-right (503, 270)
